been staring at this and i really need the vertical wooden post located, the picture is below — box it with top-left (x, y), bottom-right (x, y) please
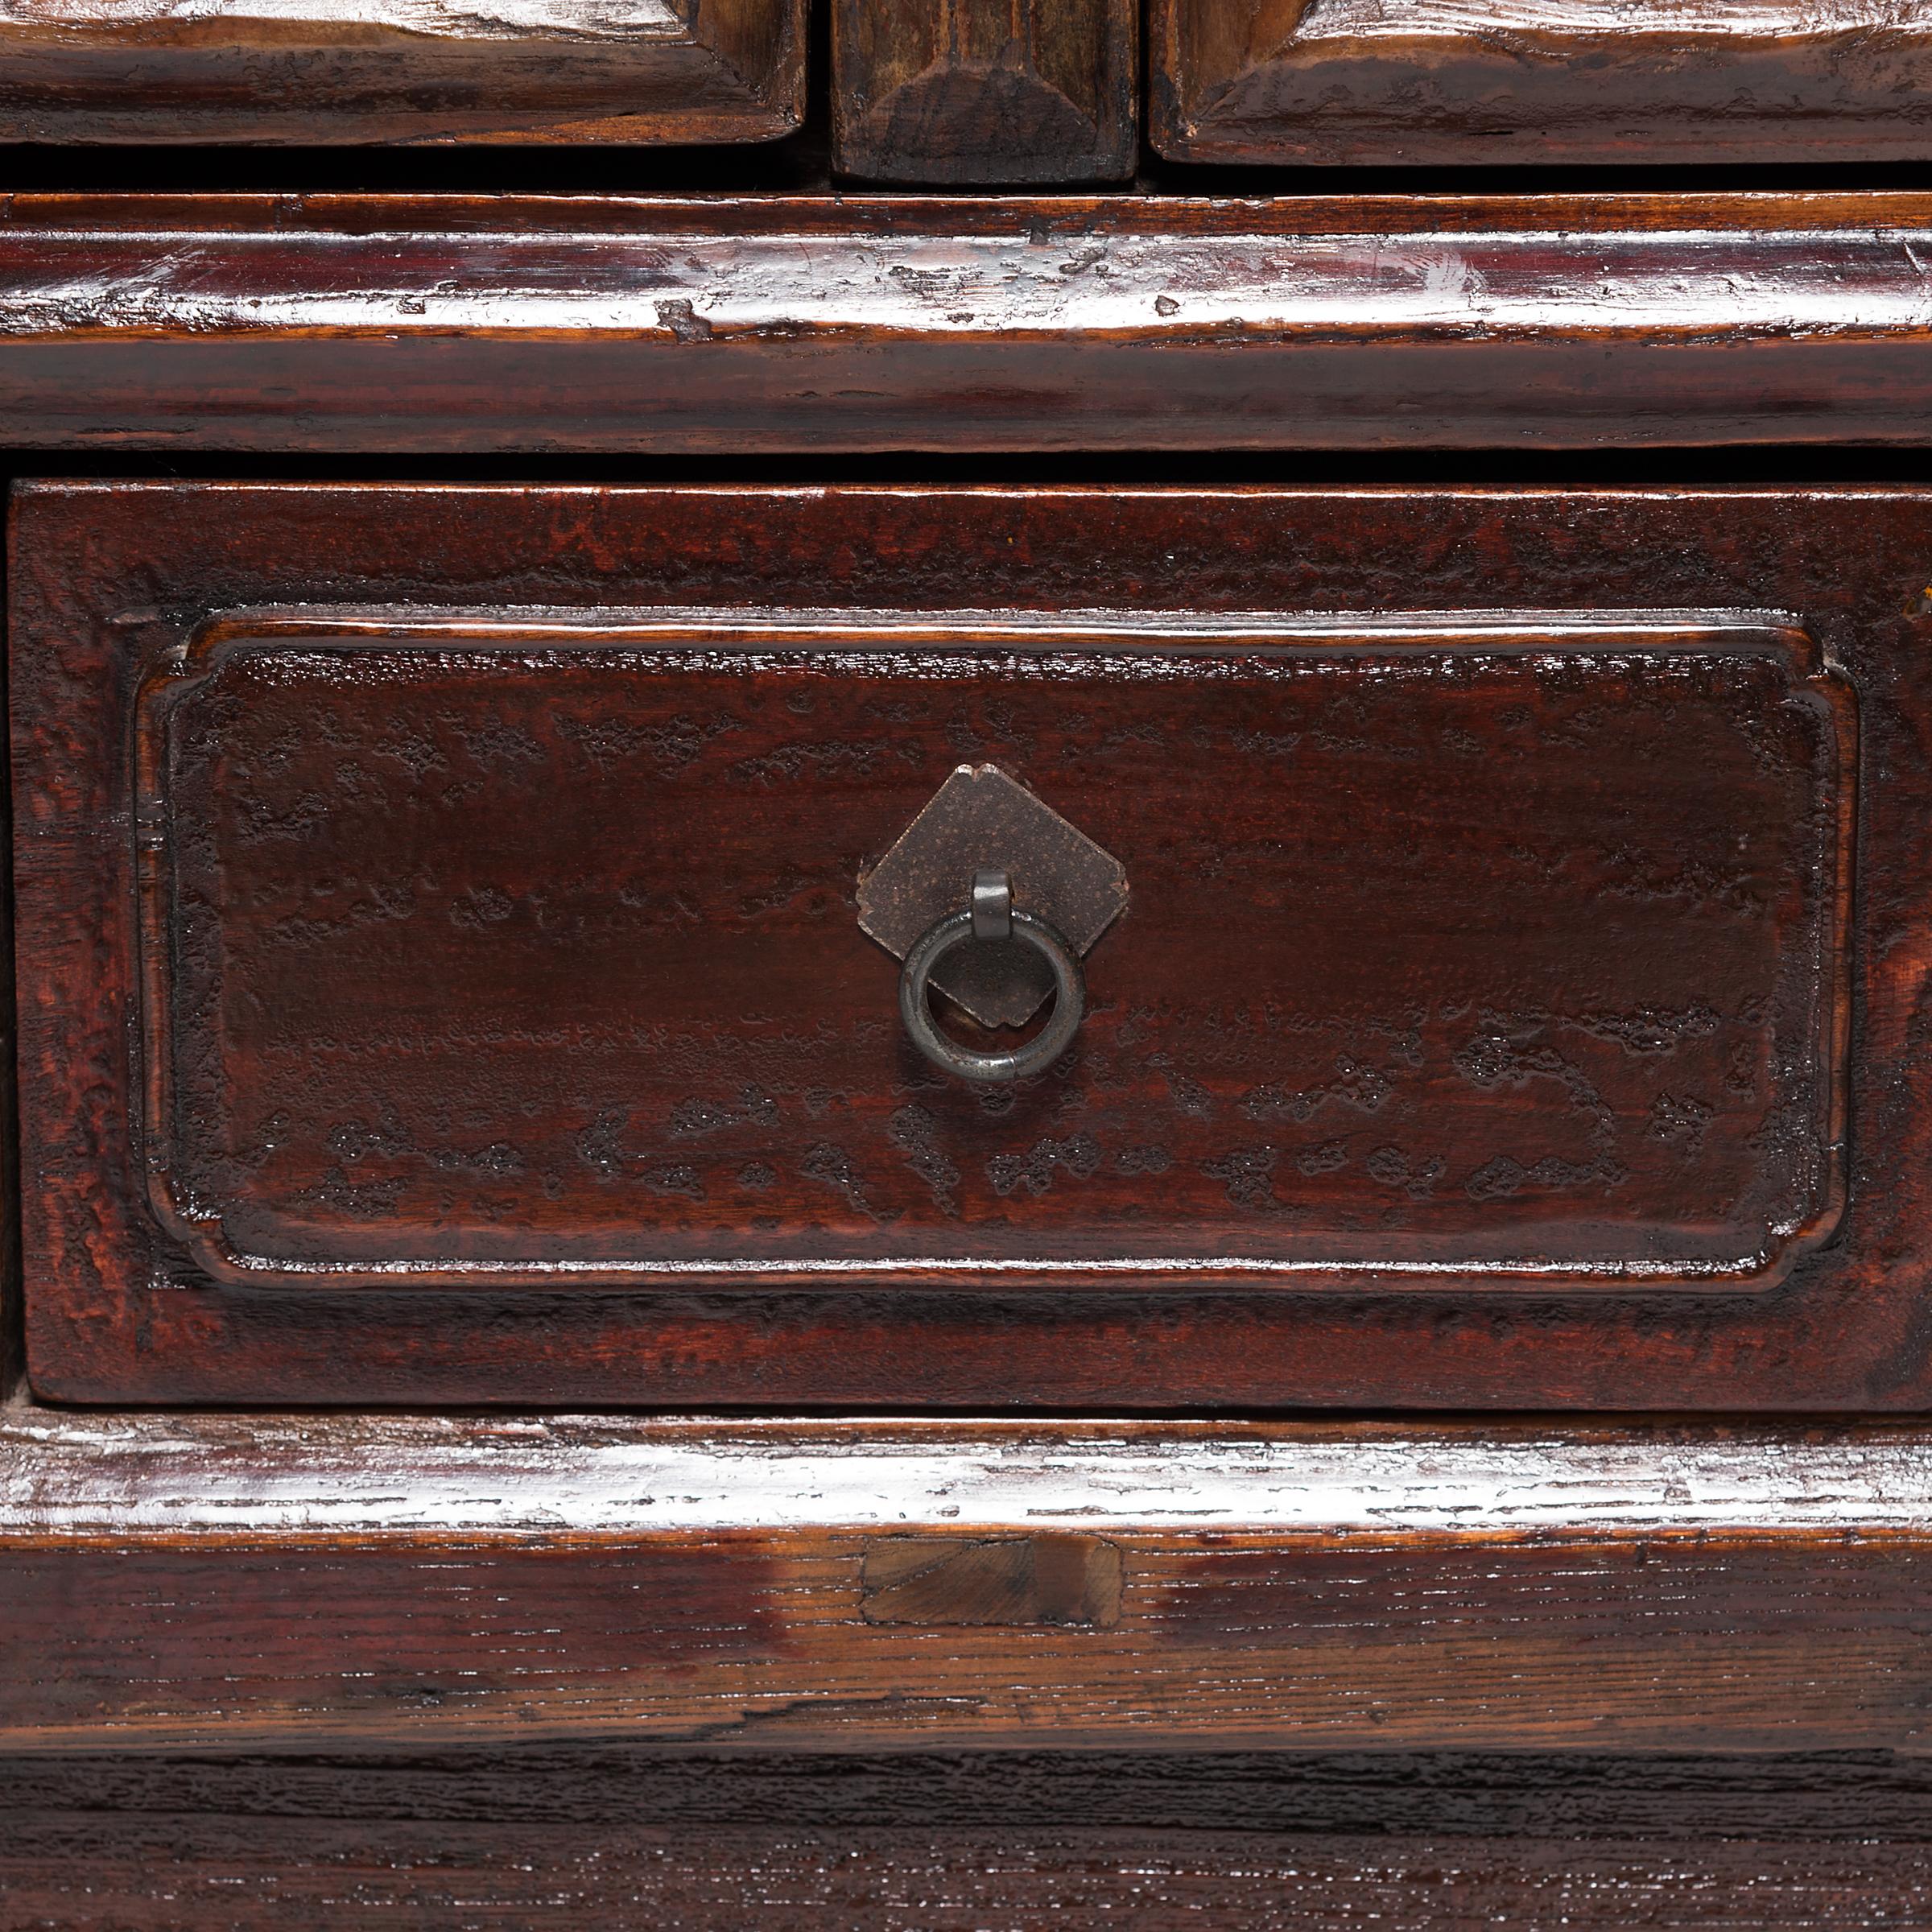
top-left (833, 0), bottom-right (1138, 184)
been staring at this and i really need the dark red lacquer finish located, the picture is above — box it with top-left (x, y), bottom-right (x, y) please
top-left (7, 481), bottom-right (1923, 1410)
top-left (7, 196), bottom-right (1932, 453)
top-left (135, 611), bottom-right (1846, 1292)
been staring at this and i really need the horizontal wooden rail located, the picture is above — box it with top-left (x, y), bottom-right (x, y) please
top-left (7, 1408), bottom-right (1932, 1752)
top-left (6, 193), bottom-right (1932, 451)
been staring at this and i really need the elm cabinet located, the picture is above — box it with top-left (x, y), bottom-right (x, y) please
top-left (6, 4), bottom-right (1932, 1925)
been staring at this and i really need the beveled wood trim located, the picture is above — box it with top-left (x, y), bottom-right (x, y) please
top-left (0, 0), bottom-right (807, 145)
top-left (8, 1409), bottom-right (1932, 1753)
top-left (123, 603), bottom-right (1855, 1298)
top-left (8, 194), bottom-right (1932, 450)
top-left (1150, 0), bottom-right (1932, 166)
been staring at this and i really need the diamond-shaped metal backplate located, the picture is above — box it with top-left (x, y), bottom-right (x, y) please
top-left (857, 763), bottom-right (1128, 1028)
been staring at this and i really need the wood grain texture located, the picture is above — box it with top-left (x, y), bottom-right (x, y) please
top-left (9, 1413), bottom-right (1932, 1752)
top-left (833, 0), bottom-right (1136, 184)
top-left (19, 1744), bottom-right (1932, 1837)
top-left (5, 1820), bottom-right (1930, 1929)
top-left (122, 607), bottom-right (1848, 1295)
top-left (1151, 0), bottom-right (1932, 165)
top-left (11, 195), bottom-right (1932, 451)
top-left (0, 0), bottom-right (806, 143)
top-left (9, 480), bottom-right (1926, 1410)
top-left (10, 1746), bottom-right (1932, 1928)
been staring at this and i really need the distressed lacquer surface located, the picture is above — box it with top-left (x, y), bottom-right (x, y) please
top-left (9, 482), bottom-right (1920, 1409)
top-left (1151, 0), bottom-right (1932, 163)
top-left (0, 0), bottom-right (805, 142)
top-left (10, 196), bottom-right (1932, 450)
top-left (134, 611), bottom-right (1847, 1290)
top-left (13, 1414), bottom-right (1932, 1538)
top-left (8, 1414), bottom-right (1932, 1752)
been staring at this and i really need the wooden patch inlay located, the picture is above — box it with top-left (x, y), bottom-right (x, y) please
top-left (861, 1536), bottom-right (1124, 1628)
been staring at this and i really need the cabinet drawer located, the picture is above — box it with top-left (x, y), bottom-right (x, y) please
top-left (0, 0), bottom-right (804, 144)
top-left (1150, 0), bottom-right (1932, 165)
top-left (8, 482), bottom-right (1918, 1410)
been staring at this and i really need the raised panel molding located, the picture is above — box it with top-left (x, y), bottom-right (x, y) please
top-left (122, 607), bottom-right (1848, 1296)
top-left (1150, 0), bottom-right (1932, 164)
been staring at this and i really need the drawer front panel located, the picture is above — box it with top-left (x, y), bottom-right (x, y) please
top-left (12, 482), bottom-right (1925, 1410)
top-left (0, 0), bottom-right (805, 144)
top-left (1150, 0), bottom-right (1932, 165)
top-left (141, 613), bottom-right (1846, 1290)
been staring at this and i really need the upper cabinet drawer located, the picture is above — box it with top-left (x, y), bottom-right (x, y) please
top-left (0, 0), bottom-right (805, 143)
top-left (1150, 0), bottom-right (1932, 164)
top-left (10, 482), bottom-right (1926, 1412)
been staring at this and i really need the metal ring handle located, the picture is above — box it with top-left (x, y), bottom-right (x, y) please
top-left (898, 905), bottom-right (1086, 1085)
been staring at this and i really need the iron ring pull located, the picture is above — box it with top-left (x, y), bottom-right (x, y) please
top-left (898, 869), bottom-right (1086, 1085)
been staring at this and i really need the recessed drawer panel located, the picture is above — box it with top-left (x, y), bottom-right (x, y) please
top-left (1150, 0), bottom-right (1932, 166)
top-left (137, 609), bottom-right (1847, 1292)
top-left (0, 0), bottom-right (805, 144)
top-left (12, 483), bottom-right (1922, 1410)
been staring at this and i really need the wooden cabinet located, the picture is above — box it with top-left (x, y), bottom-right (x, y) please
top-left (15, 478), bottom-right (1925, 1412)
top-left (1149, 0), bottom-right (1932, 164)
top-left (6, 23), bottom-right (1932, 1913)
top-left (0, 0), bottom-right (807, 143)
